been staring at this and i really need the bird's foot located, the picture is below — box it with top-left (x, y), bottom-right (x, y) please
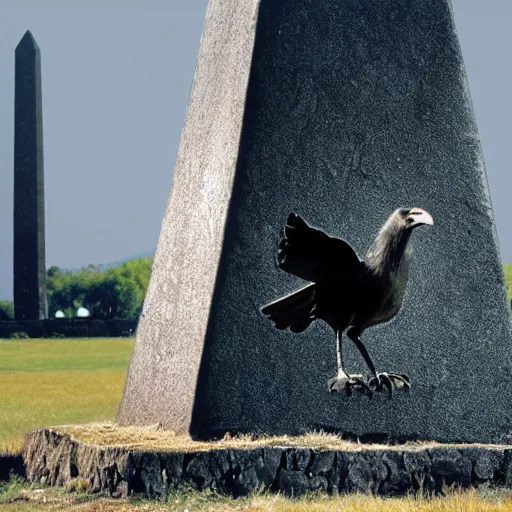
top-left (328, 374), bottom-right (370, 396)
top-left (368, 372), bottom-right (410, 397)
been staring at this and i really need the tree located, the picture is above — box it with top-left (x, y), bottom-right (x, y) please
top-left (46, 256), bottom-right (153, 320)
top-left (0, 300), bottom-right (14, 320)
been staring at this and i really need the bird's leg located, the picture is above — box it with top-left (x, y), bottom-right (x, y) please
top-left (346, 328), bottom-right (377, 375)
top-left (328, 329), bottom-right (370, 396)
top-left (346, 328), bottom-right (410, 397)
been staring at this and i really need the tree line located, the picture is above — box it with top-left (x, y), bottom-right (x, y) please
top-left (0, 256), bottom-right (153, 321)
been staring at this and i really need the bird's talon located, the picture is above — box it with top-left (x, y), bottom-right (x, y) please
top-left (399, 373), bottom-right (411, 387)
top-left (328, 375), bottom-right (372, 396)
top-left (369, 372), bottom-right (410, 397)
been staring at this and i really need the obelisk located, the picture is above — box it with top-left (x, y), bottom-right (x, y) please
top-left (13, 30), bottom-right (48, 320)
top-left (118, 0), bottom-right (512, 444)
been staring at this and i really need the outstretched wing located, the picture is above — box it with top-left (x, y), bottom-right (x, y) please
top-left (278, 213), bottom-right (362, 284)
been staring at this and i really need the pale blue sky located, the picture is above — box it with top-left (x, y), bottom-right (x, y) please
top-left (0, 1), bottom-right (510, 299)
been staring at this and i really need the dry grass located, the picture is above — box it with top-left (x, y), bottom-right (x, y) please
top-left (54, 423), bottom-right (384, 452)
top-left (3, 488), bottom-right (512, 512)
top-left (51, 422), bottom-right (507, 454)
top-left (0, 338), bottom-right (133, 454)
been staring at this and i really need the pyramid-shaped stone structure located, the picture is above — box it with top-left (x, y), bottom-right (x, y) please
top-left (118, 0), bottom-right (512, 443)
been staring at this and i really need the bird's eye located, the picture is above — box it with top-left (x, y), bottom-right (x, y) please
top-left (410, 211), bottom-right (423, 216)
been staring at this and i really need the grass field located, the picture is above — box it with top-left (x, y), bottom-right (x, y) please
top-left (0, 338), bottom-right (133, 453)
top-left (3, 481), bottom-right (512, 511)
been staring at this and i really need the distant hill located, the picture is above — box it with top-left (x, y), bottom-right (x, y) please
top-left (61, 249), bottom-right (155, 273)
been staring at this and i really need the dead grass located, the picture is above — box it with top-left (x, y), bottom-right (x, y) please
top-left (52, 423), bottom-right (369, 452)
top-left (46, 422), bottom-right (505, 454)
top-left (52, 422), bottom-right (412, 452)
top-left (3, 487), bottom-right (512, 512)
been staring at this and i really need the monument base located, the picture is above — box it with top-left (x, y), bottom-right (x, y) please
top-left (24, 425), bottom-right (512, 497)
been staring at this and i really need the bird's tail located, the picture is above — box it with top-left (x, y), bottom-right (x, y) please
top-left (260, 284), bottom-right (316, 333)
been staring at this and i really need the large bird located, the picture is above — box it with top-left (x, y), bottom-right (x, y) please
top-left (261, 208), bottom-right (434, 396)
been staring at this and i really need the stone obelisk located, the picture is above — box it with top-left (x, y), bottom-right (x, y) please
top-left (118, 0), bottom-right (512, 443)
top-left (13, 30), bottom-right (48, 321)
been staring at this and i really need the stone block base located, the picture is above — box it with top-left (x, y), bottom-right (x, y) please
top-left (22, 429), bottom-right (512, 498)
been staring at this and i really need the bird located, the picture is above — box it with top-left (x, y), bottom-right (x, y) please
top-left (260, 207), bottom-right (434, 396)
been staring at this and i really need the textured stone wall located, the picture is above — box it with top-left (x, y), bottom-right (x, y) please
top-left (23, 429), bottom-right (512, 498)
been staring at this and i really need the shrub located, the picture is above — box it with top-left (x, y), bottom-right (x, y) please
top-left (0, 300), bottom-right (13, 321)
top-left (11, 331), bottom-right (29, 340)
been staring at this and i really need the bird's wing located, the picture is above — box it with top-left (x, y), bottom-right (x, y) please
top-left (278, 213), bottom-right (362, 283)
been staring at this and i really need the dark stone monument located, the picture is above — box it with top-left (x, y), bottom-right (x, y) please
top-left (13, 30), bottom-right (48, 320)
top-left (118, 0), bottom-right (512, 443)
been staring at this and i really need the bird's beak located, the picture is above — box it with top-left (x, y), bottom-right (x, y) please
top-left (407, 208), bottom-right (434, 228)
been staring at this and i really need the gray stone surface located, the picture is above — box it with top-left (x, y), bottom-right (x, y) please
top-left (22, 429), bottom-right (512, 497)
top-left (13, 30), bottom-right (48, 320)
top-left (117, 0), bottom-right (512, 443)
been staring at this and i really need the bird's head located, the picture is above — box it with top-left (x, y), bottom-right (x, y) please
top-left (366, 207), bottom-right (434, 268)
top-left (398, 207), bottom-right (434, 230)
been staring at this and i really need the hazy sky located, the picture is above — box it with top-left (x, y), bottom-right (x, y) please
top-left (0, 1), bottom-right (510, 300)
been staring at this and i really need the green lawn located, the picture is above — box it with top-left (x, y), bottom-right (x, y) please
top-left (0, 338), bottom-right (133, 453)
